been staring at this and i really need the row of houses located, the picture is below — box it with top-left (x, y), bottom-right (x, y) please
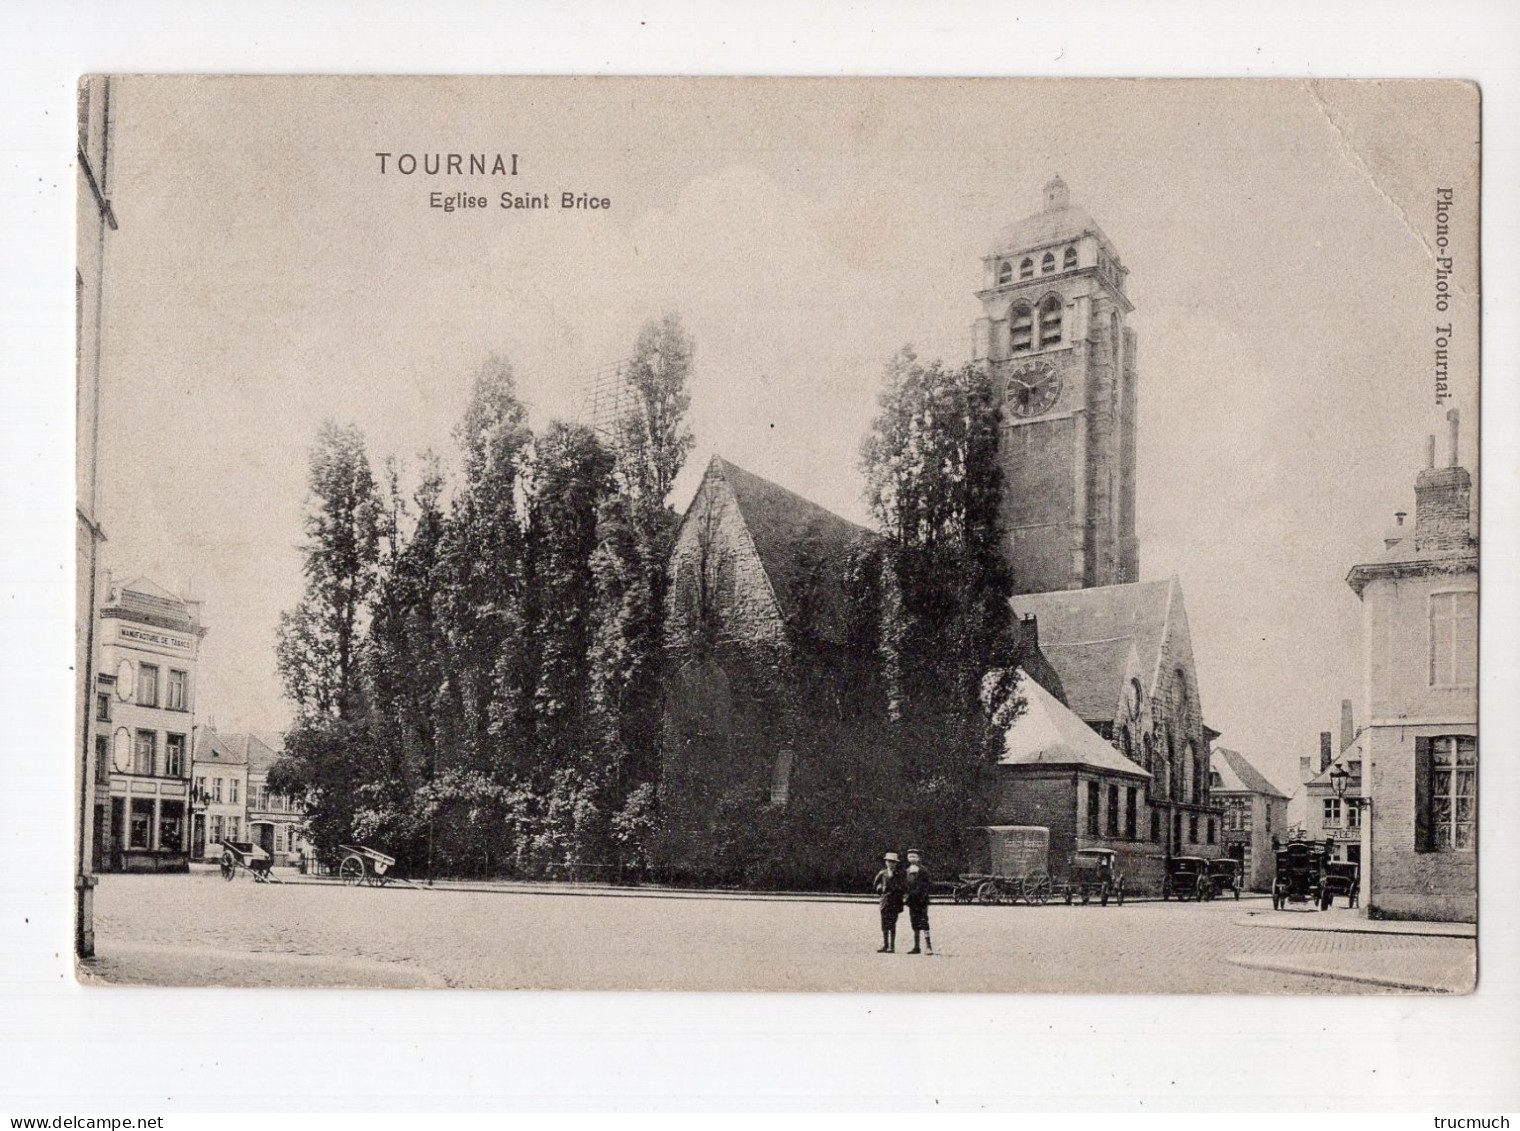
top-left (85, 571), bottom-right (307, 874)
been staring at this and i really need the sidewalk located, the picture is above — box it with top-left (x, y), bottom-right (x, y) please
top-left (1225, 907), bottom-right (1476, 993)
top-left (1232, 906), bottom-right (1475, 938)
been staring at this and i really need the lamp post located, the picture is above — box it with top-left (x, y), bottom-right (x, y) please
top-left (1329, 762), bottom-right (1371, 913)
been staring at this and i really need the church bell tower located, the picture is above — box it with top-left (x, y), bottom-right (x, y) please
top-left (973, 175), bottom-right (1139, 594)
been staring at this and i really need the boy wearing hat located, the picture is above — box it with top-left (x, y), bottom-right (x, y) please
top-left (904, 848), bottom-right (933, 955)
top-left (872, 852), bottom-right (907, 953)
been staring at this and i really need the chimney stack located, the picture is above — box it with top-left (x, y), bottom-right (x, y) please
top-left (1300, 755), bottom-right (1313, 784)
top-left (1319, 731), bottom-right (1333, 774)
top-left (1425, 434), bottom-right (1436, 469)
top-left (1414, 419), bottom-right (1473, 554)
top-left (1339, 699), bottom-right (1354, 753)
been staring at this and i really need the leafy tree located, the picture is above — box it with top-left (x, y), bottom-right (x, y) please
top-left (275, 420), bottom-right (382, 721)
top-left (860, 348), bottom-right (1024, 868)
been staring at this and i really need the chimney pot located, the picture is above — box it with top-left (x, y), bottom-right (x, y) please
top-left (1340, 699), bottom-right (1355, 754)
top-left (1395, 511), bottom-right (1406, 526)
top-left (1319, 731), bottom-right (1333, 774)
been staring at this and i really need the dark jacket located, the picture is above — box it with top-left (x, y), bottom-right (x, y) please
top-left (874, 866), bottom-right (907, 910)
top-left (904, 863), bottom-right (932, 906)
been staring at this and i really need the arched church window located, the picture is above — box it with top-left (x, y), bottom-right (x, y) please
top-left (1041, 251), bottom-right (1056, 274)
top-left (1038, 295), bottom-right (1063, 348)
top-left (1019, 257), bottom-right (1034, 280)
top-left (1063, 245), bottom-right (1078, 270)
top-left (1184, 740), bottom-right (1197, 805)
top-left (997, 260), bottom-right (1013, 285)
top-left (1008, 304), bottom-right (1033, 353)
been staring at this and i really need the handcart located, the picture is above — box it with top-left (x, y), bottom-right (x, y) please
top-left (219, 840), bottom-right (281, 883)
top-left (336, 843), bottom-right (422, 889)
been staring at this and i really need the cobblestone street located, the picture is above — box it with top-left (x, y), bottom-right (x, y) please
top-left (83, 872), bottom-right (1475, 993)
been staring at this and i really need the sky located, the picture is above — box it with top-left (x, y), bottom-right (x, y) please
top-left (93, 76), bottom-right (1480, 802)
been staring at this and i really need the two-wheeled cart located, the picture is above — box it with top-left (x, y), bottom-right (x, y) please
top-left (219, 840), bottom-right (281, 883)
top-left (337, 843), bottom-right (405, 888)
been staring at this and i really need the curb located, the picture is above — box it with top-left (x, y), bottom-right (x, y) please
top-left (1224, 953), bottom-right (1460, 994)
top-left (1231, 912), bottom-right (1475, 940)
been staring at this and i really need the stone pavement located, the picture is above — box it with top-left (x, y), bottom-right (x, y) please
top-left (83, 872), bottom-right (1476, 993)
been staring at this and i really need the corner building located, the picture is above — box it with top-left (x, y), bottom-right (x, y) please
top-left (91, 575), bottom-right (206, 872)
top-left (973, 175), bottom-right (1138, 594)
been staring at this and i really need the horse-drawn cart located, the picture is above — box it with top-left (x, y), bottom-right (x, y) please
top-left (219, 840), bottom-right (281, 883)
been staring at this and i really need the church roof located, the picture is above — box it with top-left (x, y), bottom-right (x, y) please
top-left (1010, 578), bottom-right (1176, 723)
top-left (708, 457), bottom-right (875, 645)
top-left (999, 668), bottom-right (1150, 777)
top-left (987, 176), bottom-right (1114, 259)
top-left (1211, 746), bottom-right (1290, 800)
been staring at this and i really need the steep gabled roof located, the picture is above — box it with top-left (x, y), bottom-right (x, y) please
top-left (1010, 577), bottom-right (1175, 723)
top-left (243, 733), bottom-right (286, 774)
top-left (193, 730), bottom-right (248, 766)
top-left (999, 668), bottom-right (1150, 778)
top-left (1211, 746), bottom-right (1290, 800)
top-left (710, 457), bottom-right (874, 644)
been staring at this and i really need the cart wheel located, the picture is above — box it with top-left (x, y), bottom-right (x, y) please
top-left (1035, 875), bottom-right (1053, 906)
top-left (220, 851), bottom-right (236, 881)
top-left (976, 880), bottom-right (998, 905)
top-left (339, 855), bottom-right (364, 886)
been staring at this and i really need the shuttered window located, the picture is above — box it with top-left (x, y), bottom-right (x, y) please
top-left (1038, 296), bottom-right (1062, 347)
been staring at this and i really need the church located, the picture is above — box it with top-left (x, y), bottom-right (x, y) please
top-left (660, 177), bottom-right (1222, 888)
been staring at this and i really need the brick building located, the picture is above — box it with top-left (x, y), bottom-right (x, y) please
top-left (1012, 576), bottom-right (1224, 867)
top-left (1211, 746), bottom-right (1290, 892)
top-left (1344, 412), bottom-right (1477, 922)
top-left (993, 669), bottom-right (1156, 889)
top-left (973, 175), bottom-right (1139, 594)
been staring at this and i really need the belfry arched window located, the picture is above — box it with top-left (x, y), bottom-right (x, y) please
top-left (1019, 257), bottom-right (1034, 280)
top-left (1008, 303), bottom-right (1033, 353)
top-left (1041, 251), bottom-right (1056, 274)
top-left (997, 260), bottom-right (1012, 285)
top-left (1063, 245), bottom-right (1078, 270)
top-left (1038, 295), bottom-right (1063, 348)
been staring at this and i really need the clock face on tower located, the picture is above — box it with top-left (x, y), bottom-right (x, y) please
top-left (1006, 360), bottom-right (1062, 418)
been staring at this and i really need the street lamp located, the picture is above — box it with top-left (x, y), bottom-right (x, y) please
top-left (1329, 763), bottom-right (1352, 800)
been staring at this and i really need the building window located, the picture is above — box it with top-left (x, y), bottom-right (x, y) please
top-left (95, 693), bottom-right (111, 722)
top-left (275, 826), bottom-right (286, 854)
top-left (1086, 780), bottom-right (1100, 836)
top-left (1207, 818), bottom-right (1216, 845)
top-left (95, 735), bottom-right (111, 786)
top-left (229, 778), bottom-right (240, 804)
top-left (1323, 798), bottom-right (1342, 828)
top-left (1106, 783), bottom-right (1120, 837)
top-left (1347, 804), bottom-right (1361, 830)
top-left (159, 802), bottom-right (183, 853)
top-left (997, 260), bottom-right (1012, 285)
top-left (1172, 812), bottom-right (1182, 849)
top-left (1063, 245), bottom-right (1078, 270)
top-left (129, 799), bottom-right (154, 850)
top-left (1125, 788), bottom-right (1138, 840)
top-left (1150, 808), bottom-right (1161, 842)
top-left (213, 777), bottom-right (223, 803)
top-left (195, 775), bottom-right (207, 803)
top-left (164, 733), bottom-right (186, 778)
top-left (1265, 804), bottom-right (1273, 834)
top-left (1038, 295), bottom-right (1062, 348)
top-left (137, 663), bottom-right (159, 708)
top-left (167, 669), bottom-right (188, 710)
top-left (1008, 303), bottom-right (1033, 353)
top-left (770, 748), bottom-right (793, 807)
top-left (1418, 735), bottom-right (1476, 852)
top-left (1019, 257), bottom-right (1033, 279)
top-left (227, 817), bottom-right (240, 842)
top-left (133, 729), bottom-right (157, 776)
top-left (1429, 591), bottom-right (1477, 687)
top-left (1189, 815), bottom-right (1199, 844)
top-left (1183, 741), bottom-right (1197, 804)
top-left (1040, 251), bottom-right (1056, 274)
top-left (210, 814), bottom-right (225, 845)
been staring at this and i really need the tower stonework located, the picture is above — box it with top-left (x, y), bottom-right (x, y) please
top-left (973, 176), bottom-right (1139, 594)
